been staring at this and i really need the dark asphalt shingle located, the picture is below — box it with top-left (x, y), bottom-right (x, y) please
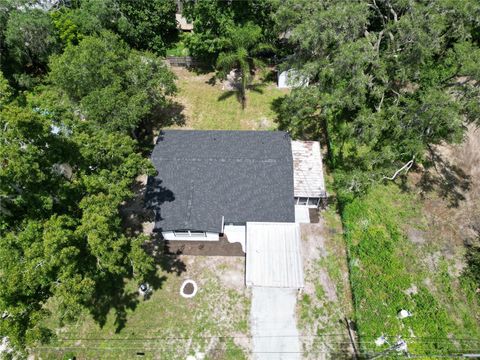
top-left (146, 130), bottom-right (295, 233)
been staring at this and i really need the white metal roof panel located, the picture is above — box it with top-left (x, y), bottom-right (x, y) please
top-left (292, 140), bottom-right (326, 198)
top-left (246, 222), bottom-right (304, 288)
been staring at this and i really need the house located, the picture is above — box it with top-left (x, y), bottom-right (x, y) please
top-left (175, 0), bottom-right (193, 32)
top-left (145, 130), bottom-right (326, 287)
top-left (146, 130), bottom-right (295, 240)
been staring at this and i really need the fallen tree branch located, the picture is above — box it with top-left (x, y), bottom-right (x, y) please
top-left (383, 157), bottom-right (415, 180)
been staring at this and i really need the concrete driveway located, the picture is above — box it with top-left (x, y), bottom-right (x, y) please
top-left (250, 287), bottom-right (301, 360)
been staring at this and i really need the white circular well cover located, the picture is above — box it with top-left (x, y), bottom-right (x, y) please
top-left (180, 279), bottom-right (198, 298)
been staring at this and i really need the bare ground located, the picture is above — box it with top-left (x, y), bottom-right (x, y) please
top-left (409, 125), bottom-right (480, 272)
top-left (298, 209), bottom-right (355, 360)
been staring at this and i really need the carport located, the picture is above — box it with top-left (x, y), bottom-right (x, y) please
top-left (246, 222), bottom-right (304, 359)
top-left (245, 222), bottom-right (304, 289)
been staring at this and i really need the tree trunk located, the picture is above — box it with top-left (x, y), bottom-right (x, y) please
top-left (241, 72), bottom-right (247, 110)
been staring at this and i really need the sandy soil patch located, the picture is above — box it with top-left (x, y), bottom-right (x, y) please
top-left (298, 211), bottom-right (355, 359)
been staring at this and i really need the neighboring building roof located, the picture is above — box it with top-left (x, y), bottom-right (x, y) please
top-left (292, 140), bottom-right (326, 198)
top-left (146, 130), bottom-right (295, 233)
top-left (245, 222), bottom-right (304, 288)
top-left (175, 13), bottom-right (193, 31)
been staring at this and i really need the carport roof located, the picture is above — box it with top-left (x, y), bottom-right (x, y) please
top-left (246, 222), bottom-right (304, 288)
top-left (145, 130), bottom-right (295, 233)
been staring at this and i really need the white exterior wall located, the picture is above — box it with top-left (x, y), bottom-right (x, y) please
top-left (162, 231), bottom-right (219, 241)
top-left (224, 225), bottom-right (246, 253)
top-left (294, 205), bottom-right (310, 223)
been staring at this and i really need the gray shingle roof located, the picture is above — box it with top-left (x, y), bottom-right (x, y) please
top-left (146, 130), bottom-right (295, 233)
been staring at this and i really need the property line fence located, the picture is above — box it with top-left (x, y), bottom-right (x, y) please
top-left (165, 56), bottom-right (203, 68)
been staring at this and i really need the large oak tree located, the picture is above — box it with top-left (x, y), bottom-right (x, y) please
top-left (274, 0), bottom-right (480, 198)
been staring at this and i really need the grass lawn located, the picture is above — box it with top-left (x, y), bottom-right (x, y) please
top-left (343, 184), bottom-right (480, 357)
top-left (35, 257), bottom-right (249, 359)
top-left (168, 67), bottom-right (288, 131)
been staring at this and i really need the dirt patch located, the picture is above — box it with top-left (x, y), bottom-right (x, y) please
top-left (120, 174), bottom-right (155, 237)
top-left (219, 268), bottom-right (245, 289)
top-left (300, 223), bottom-right (326, 260)
top-left (161, 236), bottom-right (245, 256)
top-left (309, 208), bottom-right (320, 223)
top-left (298, 212), bottom-right (355, 359)
top-left (407, 228), bottom-right (426, 244)
top-left (181, 256), bottom-right (246, 293)
top-left (404, 284), bottom-right (418, 296)
top-left (412, 125), bottom-right (480, 265)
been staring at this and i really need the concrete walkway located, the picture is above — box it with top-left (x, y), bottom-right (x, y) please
top-left (250, 287), bottom-right (301, 360)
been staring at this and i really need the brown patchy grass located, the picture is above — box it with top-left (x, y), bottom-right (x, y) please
top-left (35, 256), bottom-right (250, 360)
top-left (168, 67), bottom-right (289, 131)
top-left (298, 203), bottom-right (355, 360)
top-left (413, 124), bottom-right (480, 260)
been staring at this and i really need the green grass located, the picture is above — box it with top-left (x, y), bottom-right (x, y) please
top-left (165, 39), bottom-right (190, 57)
top-left (35, 265), bottom-right (250, 359)
top-left (171, 68), bottom-right (288, 130)
top-left (342, 184), bottom-right (480, 356)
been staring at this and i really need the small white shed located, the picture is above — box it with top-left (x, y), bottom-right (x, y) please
top-left (278, 69), bottom-right (308, 89)
top-left (245, 222), bottom-right (304, 288)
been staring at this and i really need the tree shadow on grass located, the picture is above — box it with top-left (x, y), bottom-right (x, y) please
top-left (217, 83), bottom-right (266, 108)
top-left (206, 75), bottom-right (217, 86)
top-left (136, 101), bottom-right (186, 155)
top-left (90, 275), bottom-right (141, 333)
top-left (217, 90), bottom-right (239, 102)
top-left (417, 146), bottom-right (471, 208)
top-left (89, 241), bottom-right (186, 333)
top-left (96, 176), bottom-right (186, 333)
top-left (186, 61), bottom-right (214, 75)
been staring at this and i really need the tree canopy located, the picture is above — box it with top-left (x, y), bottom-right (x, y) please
top-left (49, 31), bottom-right (176, 134)
top-left (0, 96), bottom-right (156, 349)
top-left (0, 4), bottom-right (59, 87)
top-left (50, 0), bottom-right (178, 54)
top-left (182, 0), bottom-right (278, 61)
top-left (0, 1), bottom-right (175, 351)
top-left (274, 0), bottom-right (480, 199)
top-left (116, 0), bottom-right (178, 53)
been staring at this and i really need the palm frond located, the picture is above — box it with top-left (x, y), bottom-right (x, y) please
top-left (252, 42), bottom-right (276, 55)
top-left (252, 58), bottom-right (267, 71)
top-left (216, 52), bottom-right (239, 76)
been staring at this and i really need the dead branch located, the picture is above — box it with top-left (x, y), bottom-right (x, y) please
top-left (375, 30), bottom-right (384, 54)
top-left (370, 0), bottom-right (386, 27)
top-left (375, 92), bottom-right (385, 112)
top-left (386, 0), bottom-right (398, 22)
top-left (383, 157), bottom-right (415, 180)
